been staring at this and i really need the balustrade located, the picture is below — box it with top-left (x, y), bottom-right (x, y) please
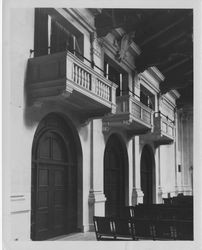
top-left (28, 51), bottom-right (117, 116)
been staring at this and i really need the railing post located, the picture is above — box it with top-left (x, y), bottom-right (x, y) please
top-left (66, 56), bottom-right (74, 81)
top-left (91, 75), bottom-right (96, 93)
top-left (140, 107), bottom-right (143, 120)
top-left (111, 84), bottom-right (117, 104)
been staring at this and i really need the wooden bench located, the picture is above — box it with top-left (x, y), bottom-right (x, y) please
top-left (174, 219), bottom-right (193, 240)
top-left (93, 216), bottom-right (136, 240)
top-left (93, 207), bottom-right (193, 241)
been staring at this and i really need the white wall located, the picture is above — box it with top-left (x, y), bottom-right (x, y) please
top-left (9, 8), bottom-right (35, 241)
top-left (178, 108), bottom-right (193, 194)
top-left (160, 144), bottom-right (176, 197)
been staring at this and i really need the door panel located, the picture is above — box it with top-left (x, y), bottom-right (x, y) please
top-left (32, 129), bottom-right (77, 240)
top-left (104, 135), bottom-right (125, 217)
top-left (141, 146), bottom-right (153, 205)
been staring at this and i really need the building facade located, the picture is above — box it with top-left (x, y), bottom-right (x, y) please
top-left (7, 8), bottom-right (193, 241)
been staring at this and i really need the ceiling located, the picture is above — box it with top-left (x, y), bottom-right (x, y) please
top-left (94, 9), bottom-right (193, 107)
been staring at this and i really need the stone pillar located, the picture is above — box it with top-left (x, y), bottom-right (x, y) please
top-left (174, 110), bottom-right (179, 196)
top-left (88, 120), bottom-right (106, 231)
top-left (90, 32), bottom-right (102, 73)
top-left (181, 109), bottom-right (193, 195)
top-left (155, 146), bottom-right (163, 203)
top-left (134, 75), bottom-right (140, 100)
top-left (131, 137), bottom-right (144, 205)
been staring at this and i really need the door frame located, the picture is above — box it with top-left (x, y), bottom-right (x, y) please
top-left (140, 144), bottom-right (156, 204)
top-left (104, 133), bottom-right (129, 216)
top-left (31, 113), bottom-right (83, 240)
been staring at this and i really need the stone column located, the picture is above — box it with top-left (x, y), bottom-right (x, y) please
top-left (155, 146), bottom-right (163, 203)
top-left (131, 137), bottom-right (144, 205)
top-left (181, 109), bottom-right (193, 195)
top-left (88, 120), bottom-right (106, 231)
top-left (174, 110), bottom-right (179, 196)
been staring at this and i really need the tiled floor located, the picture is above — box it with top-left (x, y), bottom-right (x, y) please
top-left (49, 232), bottom-right (96, 241)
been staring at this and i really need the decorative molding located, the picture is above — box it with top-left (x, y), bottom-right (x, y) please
top-left (160, 94), bottom-right (176, 109)
top-left (99, 37), bottom-right (136, 71)
top-left (132, 188), bottom-right (144, 205)
top-left (169, 89), bottom-right (181, 99)
top-left (139, 72), bottom-right (160, 94)
top-left (157, 186), bottom-right (163, 203)
top-left (112, 28), bottom-right (141, 56)
top-left (88, 190), bottom-right (106, 205)
top-left (90, 32), bottom-right (102, 59)
top-left (148, 67), bottom-right (165, 82)
top-left (87, 8), bottom-right (102, 16)
top-left (63, 8), bottom-right (95, 32)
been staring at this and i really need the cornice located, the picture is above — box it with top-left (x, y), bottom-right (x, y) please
top-left (148, 67), bottom-right (165, 82)
top-left (99, 37), bottom-right (136, 72)
top-left (112, 28), bottom-right (141, 57)
top-left (139, 71), bottom-right (160, 94)
top-left (87, 8), bottom-right (102, 15)
top-left (63, 8), bottom-right (96, 32)
top-left (169, 89), bottom-right (181, 99)
top-left (160, 94), bottom-right (176, 109)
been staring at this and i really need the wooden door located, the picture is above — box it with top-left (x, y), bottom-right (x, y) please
top-left (104, 135), bottom-right (125, 217)
top-left (31, 130), bottom-right (77, 240)
top-left (141, 146), bottom-right (153, 204)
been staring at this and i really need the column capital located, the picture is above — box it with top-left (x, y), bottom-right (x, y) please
top-left (131, 188), bottom-right (144, 205)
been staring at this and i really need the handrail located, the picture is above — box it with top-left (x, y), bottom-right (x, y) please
top-left (154, 111), bottom-right (175, 124)
top-left (29, 48), bottom-right (105, 74)
top-left (71, 49), bottom-right (105, 74)
top-left (121, 88), bottom-right (140, 99)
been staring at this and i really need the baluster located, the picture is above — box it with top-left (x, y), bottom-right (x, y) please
top-left (85, 72), bottom-right (88, 88)
top-left (106, 85), bottom-right (108, 100)
top-left (106, 86), bottom-right (109, 101)
top-left (74, 65), bottom-right (78, 83)
top-left (102, 83), bottom-right (104, 98)
top-left (94, 79), bottom-right (98, 94)
top-left (105, 86), bottom-right (108, 100)
top-left (83, 72), bottom-right (86, 88)
top-left (100, 82), bottom-right (103, 98)
top-left (98, 80), bottom-right (101, 96)
top-left (100, 81), bottom-right (103, 97)
top-left (103, 84), bottom-right (106, 99)
top-left (73, 64), bottom-right (75, 82)
top-left (82, 70), bottom-right (85, 87)
top-left (88, 73), bottom-right (91, 90)
top-left (105, 85), bottom-right (108, 100)
top-left (81, 69), bottom-right (84, 87)
top-left (76, 65), bottom-right (79, 84)
top-left (80, 69), bottom-right (83, 86)
top-left (96, 80), bottom-right (99, 95)
top-left (78, 68), bottom-right (81, 85)
top-left (87, 74), bottom-right (90, 90)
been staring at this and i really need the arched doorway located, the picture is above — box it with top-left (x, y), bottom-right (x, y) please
top-left (31, 114), bottom-right (80, 240)
top-left (140, 145), bottom-right (155, 204)
top-left (104, 134), bottom-right (128, 217)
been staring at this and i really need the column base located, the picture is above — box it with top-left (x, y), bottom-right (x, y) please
top-left (131, 188), bottom-right (144, 205)
top-left (88, 190), bottom-right (106, 231)
top-left (157, 186), bottom-right (163, 203)
top-left (181, 185), bottom-right (193, 195)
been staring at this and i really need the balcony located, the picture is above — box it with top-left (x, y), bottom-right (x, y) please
top-left (152, 112), bottom-right (175, 145)
top-left (27, 51), bottom-right (117, 119)
top-left (103, 95), bottom-right (153, 135)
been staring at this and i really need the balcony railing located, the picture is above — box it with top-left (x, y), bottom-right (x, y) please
top-left (27, 51), bottom-right (117, 118)
top-left (152, 112), bottom-right (175, 145)
top-left (103, 95), bottom-right (153, 135)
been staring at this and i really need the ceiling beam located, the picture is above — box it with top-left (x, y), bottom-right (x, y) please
top-left (158, 31), bottom-right (187, 49)
top-left (162, 57), bottom-right (190, 74)
top-left (140, 16), bottom-right (188, 47)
